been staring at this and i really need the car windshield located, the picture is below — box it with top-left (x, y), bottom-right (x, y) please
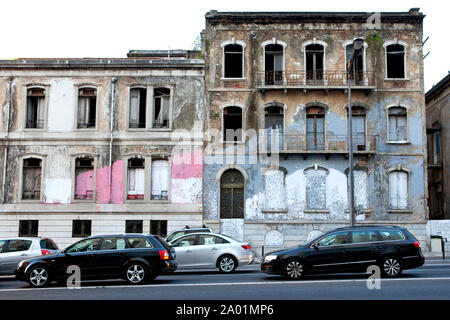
top-left (166, 231), bottom-right (186, 243)
top-left (40, 239), bottom-right (58, 250)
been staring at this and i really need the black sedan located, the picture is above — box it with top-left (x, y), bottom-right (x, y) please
top-left (15, 234), bottom-right (177, 287)
top-left (261, 225), bottom-right (424, 279)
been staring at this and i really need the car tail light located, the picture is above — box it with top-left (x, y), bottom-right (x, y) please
top-left (414, 241), bottom-right (421, 249)
top-left (159, 250), bottom-right (170, 260)
top-left (241, 244), bottom-right (251, 250)
top-left (41, 249), bottom-right (51, 255)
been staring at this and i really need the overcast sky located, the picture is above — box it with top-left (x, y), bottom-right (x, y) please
top-left (1, 0), bottom-right (448, 91)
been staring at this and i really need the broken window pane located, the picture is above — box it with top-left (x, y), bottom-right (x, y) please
top-left (77, 88), bottom-right (97, 128)
top-left (346, 44), bottom-right (364, 83)
top-left (386, 44), bottom-right (405, 78)
top-left (389, 170), bottom-right (408, 209)
top-left (22, 158), bottom-right (42, 200)
top-left (305, 167), bottom-right (327, 210)
top-left (127, 158), bottom-right (145, 200)
top-left (129, 88), bottom-right (147, 128)
top-left (223, 106), bottom-right (243, 142)
top-left (388, 107), bottom-right (407, 141)
top-left (306, 44), bottom-right (324, 83)
top-left (75, 157), bottom-right (94, 200)
top-left (151, 159), bottom-right (169, 200)
top-left (26, 88), bottom-right (45, 129)
top-left (224, 44), bottom-right (243, 78)
top-left (153, 88), bottom-right (170, 128)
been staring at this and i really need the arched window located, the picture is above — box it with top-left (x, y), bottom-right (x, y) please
top-left (386, 44), bottom-right (406, 79)
top-left (220, 169), bottom-right (245, 219)
top-left (265, 106), bottom-right (284, 151)
top-left (388, 106), bottom-right (407, 142)
top-left (223, 106), bottom-right (243, 142)
top-left (264, 44), bottom-right (284, 85)
top-left (305, 44), bottom-right (324, 83)
top-left (22, 158), bottom-right (42, 200)
top-left (306, 106), bottom-right (325, 150)
top-left (74, 156), bottom-right (94, 200)
top-left (223, 44), bottom-right (244, 78)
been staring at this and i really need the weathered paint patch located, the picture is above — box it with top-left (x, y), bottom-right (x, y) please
top-left (265, 230), bottom-right (284, 246)
top-left (43, 178), bottom-right (71, 204)
top-left (172, 149), bottom-right (203, 179)
top-left (171, 177), bottom-right (202, 204)
top-left (75, 170), bottom-right (94, 200)
top-left (96, 160), bottom-right (124, 204)
top-left (47, 79), bottom-right (75, 132)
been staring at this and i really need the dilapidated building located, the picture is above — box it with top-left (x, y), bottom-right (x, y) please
top-left (0, 51), bottom-right (204, 248)
top-left (202, 9), bottom-right (429, 254)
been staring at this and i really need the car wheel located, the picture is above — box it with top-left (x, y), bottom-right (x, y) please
top-left (125, 262), bottom-right (148, 285)
top-left (218, 255), bottom-right (237, 273)
top-left (283, 259), bottom-right (304, 280)
top-left (27, 265), bottom-right (51, 288)
top-left (381, 257), bottom-right (402, 278)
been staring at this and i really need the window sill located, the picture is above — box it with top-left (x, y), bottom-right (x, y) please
top-left (149, 128), bottom-right (172, 132)
top-left (262, 209), bottom-right (288, 214)
top-left (304, 209), bottom-right (330, 214)
top-left (72, 199), bottom-right (95, 203)
top-left (220, 78), bottom-right (247, 81)
top-left (384, 78), bottom-right (409, 81)
top-left (388, 209), bottom-right (413, 214)
top-left (386, 141), bottom-right (410, 145)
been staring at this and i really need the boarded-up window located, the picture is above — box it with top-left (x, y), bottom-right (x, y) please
top-left (22, 158), bottom-right (42, 200)
top-left (127, 158), bottom-right (145, 200)
top-left (77, 88), bottom-right (97, 128)
top-left (26, 88), bottom-right (45, 129)
top-left (389, 170), bottom-right (409, 209)
top-left (151, 159), bottom-right (169, 200)
top-left (75, 158), bottom-right (94, 200)
top-left (220, 169), bottom-right (245, 219)
top-left (305, 167), bottom-right (327, 210)
top-left (352, 170), bottom-right (368, 210)
top-left (129, 88), bottom-right (147, 128)
top-left (386, 44), bottom-right (405, 78)
top-left (388, 107), bottom-right (407, 141)
top-left (223, 106), bottom-right (243, 142)
top-left (153, 88), bottom-right (170, 128)
top-left (264, 170), bottom-right (286, 210)
top-left (224, 44), bottom-right (243, 78)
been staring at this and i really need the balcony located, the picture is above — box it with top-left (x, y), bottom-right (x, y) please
top-left (264, 133), bottom-right (377, 157)
top-left (256, 70), bottom-right (376, 91)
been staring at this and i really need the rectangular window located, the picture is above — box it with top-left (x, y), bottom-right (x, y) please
top-left (388, 107), bottom-right (407, 142)
top-left (389, 171), bottom-right (408, 209)
top-left (126, 220), bottom-right (143, 234)
top-left (129, 88), bottom-right (147, 128)
top-left (77, 88), bottom-right (97, 128)
top-left (19, 220), bottom-right (39, 237)
top-left (151, 159), bottom-right (169, 200)
top-left (22, 158), bottom-right (42, 200)
top-left (26, 88), bottom-right (45, 129)
top-left (224, 44), bottom-right (243, 78)
top-left (75, 158), bottom-right (94, 200)
top-left (153, 88), bottom-right (170, 128)
top-left (223, 106), bottom-right (243, 142)
top-left (100, 237), bottom-right (126, 250)
top-left (386, 44), bottom-right (405, 78)
top-left (127, 158), bottom-right (145, 200)
top-left (305, 168), bottom-right (327, 210)
top-left (72, 220), bottom-right (92, 238)
top-left (150, 220), bottom-right (168, 238)
top-left (351, 230), bottom-right (378, 244)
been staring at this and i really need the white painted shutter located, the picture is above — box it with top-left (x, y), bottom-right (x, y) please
top-left (151, 160), bottom-right (169, 198)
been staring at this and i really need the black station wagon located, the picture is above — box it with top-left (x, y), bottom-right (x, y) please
top-left (261, 225), bottom-right (424, 279)
top-left (15, 234), bottom-right (177, 287)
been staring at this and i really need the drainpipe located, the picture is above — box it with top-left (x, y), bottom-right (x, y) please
top-left (2, 78), bottom-right (12, 203)
top-left (109, 78), bottom-right (117, 203)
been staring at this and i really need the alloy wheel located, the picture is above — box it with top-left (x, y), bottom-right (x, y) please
top-left (285, 260), bottom-right (304, 279)
top-left (383, 258), bottom-right (401, 277)
top-left (126, 264), bottom-right (146, 284)
top-left (219, 256), bottom-right (236, 273)
top-left (29, 267), bottom-right (49, 287)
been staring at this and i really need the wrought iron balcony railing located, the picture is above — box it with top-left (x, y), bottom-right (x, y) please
top-left (257, 70), bottom-right (376, 88)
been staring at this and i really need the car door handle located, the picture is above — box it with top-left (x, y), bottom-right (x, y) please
top-left (20, 254), bottom-right (29, 257)
top-left (212, 247), bottom-right (218, 251)
top-left (186, 250), bottom-right (193, 253)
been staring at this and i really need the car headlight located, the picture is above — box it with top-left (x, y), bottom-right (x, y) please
top-left (263, 255), bottom-right (278, 263)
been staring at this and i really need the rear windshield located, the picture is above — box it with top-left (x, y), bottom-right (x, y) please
top-left (40, 239), bottom-right (58, 250)
top-left (154, 235), bottom-right (172, 250)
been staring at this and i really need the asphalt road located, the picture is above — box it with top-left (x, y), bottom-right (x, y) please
top-left (0, 259), bottom-right (449, 300)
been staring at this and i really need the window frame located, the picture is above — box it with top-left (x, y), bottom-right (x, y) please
top-left (72, 220), bottom-right (92, 238)
top-left (126, 156), bottom-right (147, 201)
top-left (342, 40), bottom-right (368, 85)
top-left (72, 154), bottom-right (97, 202)
top-left (383, 40), bottom-right (409, 80)
top-left (261, 39), bottom-right (287, 86)
top-left (128, 86), bottom-right (149, 130)
top-left (387, 165), bottom-right (411, 212)
top-left (125, 220), bottom-right (144, 234)
top-left (23, 85), bottom-right (49, 131)
top-left (75, 86), bottom-right (99, 130)
top-left (302, 40), bottom-right (328, 84)
top-left (304, 166), bottom-right (329, 212)
top-left (19, 220), bottom-right (39, 237)
top-left (19, 155), bottom-right (45, 203)
top-left (221, 39), bottom-right (246, 80)
top-left (386, 105), bottom-right (409, 144)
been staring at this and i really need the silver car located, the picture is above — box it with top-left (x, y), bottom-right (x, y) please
top-left (0, 237), bottom-right (59, 275)
top-left (168, 232), bottom-right (254, 273)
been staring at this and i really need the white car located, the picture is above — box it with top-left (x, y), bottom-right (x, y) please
top-left (168, 232), bottom-right (254, 273)
top-left (0, 237), bottom-right (59, 275)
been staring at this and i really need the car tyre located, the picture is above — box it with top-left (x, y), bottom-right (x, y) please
top-left (283, 259), bottom-right (304, 280)
top-left (217, 255), bottom-right (237, 273)
top-left (27, 265), bottom-right (51, 288)
top-left (125, 262), bottom-right (148, 285)
top-left (380, 256), bottom-right (403, 278)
